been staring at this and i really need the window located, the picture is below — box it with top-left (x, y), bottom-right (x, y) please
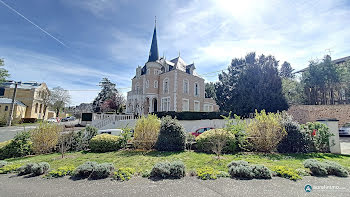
top-left (204, 104), bottom-right (213, 112)
top-left (5, 106), bottom-right (8, 111)
top-left (182, 99), bottom-right (189, 111)
top-left (147, 69), bottom-right (150, 75)
top-left (183, 79), bottom-right (189, 94)
top-left (194, 83), bottom-right (199, 96)
top-left (136, 83), bottom-right (140, 94)
top-left (194, 101), bottom-right (200, 112)
top-left (154, 70), bottom-right (160, 75)
top-left (39, 104), bottom-right (42, 113)
top-left (154, 80), bottom-right (158, 88)
top-left (146, 80), bottom-right (149, 88)
top-left (35, 103), bottom-right (38, 113)
top-left (163, 78), bottom-right (169, 94)
top-left (161, 97), bottom-right (170, 111)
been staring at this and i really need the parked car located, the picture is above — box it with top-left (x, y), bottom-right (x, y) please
top-left (98, 129), bottom-right (124, 136)
top-left (61, 116), bottom-right (76, 122)
top-left (191, 127), bottom-right (215, 137)
top-left (339, 123), bottom-right (350, 136)
top-left (46, 117), bottom-right (58, 123)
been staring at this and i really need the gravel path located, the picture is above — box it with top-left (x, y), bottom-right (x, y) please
top-left (0, 174), bottom-right (349, 197)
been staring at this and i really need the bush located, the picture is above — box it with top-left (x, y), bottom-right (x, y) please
top-left (228, 160), bottom-right (271, 179)
top-left (141, 170), bottom-right (151, 178)
top-left (71, 126), bottom-right (98, 151)
top-left (196, 129), bottom-right (236, 155)
top-left (113, 167), bottom-right (135, 181)
top-left (0, 160), bottom-right (7, 168)
top-left (133, 115), bottom-right (161, 150)
top-left (277, 112), bottom-right (311, 153)
top-left (30, 122), bottom-right (62, 154)
top-left (31, 162), bottom-right (50, 176)
top-left (0, 140), bottom-right (11, 148)
top-left (90, 163), bottom-right (114, 179)
top-left (222, 113), bottom-right (250, 151)
top-left (48, 165), bottom-right (75, 177)
top-left (247, 110), bottom-right (286, 152)
top-left (155, 116), bottom-right (186, 151)
top-left (196, 166), bottom-right (218, 180)
top-left (0, 131), bottom-right (33, 159)
top-left (0, 164), bottom-right (21, 174)
top-left (150, 161), bottom-right (185, 179)
top-left (73, 162), bottom-right (114, 179)
top-left (185, 132), bottom-right (196, 151)
top-left (324, 161), bottom-right (349, 177)
top-left (89, 134), bottom-right (122, 153)
top-left (73, 161), bottom-right (98, 178)
top-left (301, 122), bottom-right (334, 152)
top-left (272, 166), bottom-right (302, 181)
top-left (21, 118), bottom-right (37, 123)
top-left (18, 163), bottom-right (36, 175)
top-left (303, 159), bottom-right (328, 176)
top-left (217, 171), bottom-right (230, 178)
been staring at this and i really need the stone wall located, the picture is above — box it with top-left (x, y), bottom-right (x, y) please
top-left (287, 105), bottom-right (350, 126)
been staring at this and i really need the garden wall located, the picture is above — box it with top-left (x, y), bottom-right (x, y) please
top-left (287, 105), bottom-right (350, 126)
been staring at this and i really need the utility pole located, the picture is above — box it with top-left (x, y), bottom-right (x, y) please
top-left (7, 82), bottom-right (18, 126)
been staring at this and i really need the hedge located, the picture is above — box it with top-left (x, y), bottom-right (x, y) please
top-left (152, 111), bottom-right (229, 120)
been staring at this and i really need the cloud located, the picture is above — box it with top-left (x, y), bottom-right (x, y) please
top-left (61, 0), bottom-right (121, 17)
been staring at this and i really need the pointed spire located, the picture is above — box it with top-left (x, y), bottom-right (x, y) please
top-left (148, 17), bottom-right (159, 62)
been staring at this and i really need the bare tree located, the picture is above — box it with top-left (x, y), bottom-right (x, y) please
top-left (41, 90), bottom-right (51, 119)
top-left (58, 131), bottom-right (74, 158)
top-left (50, 87), bottom-right (71, 117)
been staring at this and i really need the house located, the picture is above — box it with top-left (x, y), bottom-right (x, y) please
top-left (126, 22), bottom-right (218, 115)
top-left (0, 81), bottom-right (50, 120)
top-left (0, 98), bottom-right (26, 121)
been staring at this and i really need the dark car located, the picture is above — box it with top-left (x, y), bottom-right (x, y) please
top-left (191, 127), bottom-right (215, 137)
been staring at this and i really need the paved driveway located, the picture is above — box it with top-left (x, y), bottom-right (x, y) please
top-left (0, 175), bottom-right (349, 197)
top-left (340, 137), bottom-right (350, 155)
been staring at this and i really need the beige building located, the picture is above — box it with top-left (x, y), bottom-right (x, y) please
top-left (0, 81), bottom-right (50, 120)
top-left (126, 24), bottom-right (218, 115)
top-left (0, 98), bottom-right (26, 121)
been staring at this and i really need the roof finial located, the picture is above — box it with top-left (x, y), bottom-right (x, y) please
top-left (155, 16), bottom-right (157, 27)
top-left (178, 51), bottom-right (181, 57)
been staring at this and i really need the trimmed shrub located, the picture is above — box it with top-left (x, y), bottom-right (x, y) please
top-left (48, 165), bottom-right (75, 177)
top-left (18, 163), bottom-right (36, 175)
top-left (196, 166), bottom-right (218, 180)
top-left (113, 168), bottom-right (135, 181)
top-left (90, 163), bottom-right (115, 179)
top-left (30, 122), bottom-right (62, 154)
top-left (0, 164), bottom-right (21, 174)
top-left (73, 161), bottom-right (98, 178)
top-left (303, 159), bottom-right (328, 176)
top-left (196, 129), bottom-right (236, 155)
top-left (324, 161), bottom-right (349, 177)
top-left (301, 122), bottom-right (334, 152)
top-left (0, 160), bottom-right (7, 168)
top-left (277, 112), bottom-right (311, 153)
top-left (247, 110), bottom-right (286, 152)
top-left (273, 166), bottom-right (302, 181)
top-left (0, 131), bottom-right (33, 159)
top-left (229, 165), bottom-right (254, 179)
top-left (150, 161), bottom-right (185, 179)
top-left (71, 126), bottom-right (98, 151)
top-left (89, 134), bottom-right (122, 153)
top-left (31, 162), bottom-right (50, 176)
top-left (155, 116), bottom-right (186, 151)
top-left (251, 165), bottom-right (272, 179)
top-left (133, 115), bottom-right (161, 150)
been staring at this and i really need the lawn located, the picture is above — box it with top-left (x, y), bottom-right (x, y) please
top-left (4, 151), bottom-right (350, 173)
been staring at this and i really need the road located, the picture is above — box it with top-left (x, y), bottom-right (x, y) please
top-left (340, 137), bottom-right (350, 155)
top-left (0, 174), bottom-right (349, 197)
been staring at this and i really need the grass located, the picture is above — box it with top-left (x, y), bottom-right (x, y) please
top-left (3, 151), bottom-right (350, 174)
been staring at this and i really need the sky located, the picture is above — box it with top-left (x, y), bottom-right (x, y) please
top-left (1, 0), bottom-right (350, 106)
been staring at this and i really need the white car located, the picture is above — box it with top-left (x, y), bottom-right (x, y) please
top-left (47, 117), bottom-right (58, 123)
top-left (339, 123), bottom-right (350, 136)
top-left (98, 129), bottom-right (124, 136)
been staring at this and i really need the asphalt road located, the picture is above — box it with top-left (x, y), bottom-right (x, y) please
top-left (0, 174), bottom-right (349, 197)
top-left (0, 125), bottom-right (37, 141)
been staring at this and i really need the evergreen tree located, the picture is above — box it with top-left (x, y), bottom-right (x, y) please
top-left (93, 78), bottom-right (124, 112)
top-left (216, 52), bottom-right (288, 115)
top-left (0, 59), bottom-right (9, 83)
top-left (205, 82), bottom-right (216, 100)
top-left (279, 61), bottom-right (294, 79)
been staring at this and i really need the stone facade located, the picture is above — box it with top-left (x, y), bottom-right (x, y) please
top-left (0, 98), bottom-right (26, 121)
top-left (126, 23), bottom-right (218, 115)
top-left (0, 81), bottom-right (50, 120)
top-left (287, 105), bottom-right (350, 127)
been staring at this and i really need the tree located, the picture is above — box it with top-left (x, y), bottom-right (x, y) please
top-left (93, 78), bottom-right (124, 112)
top-left (41, 91), bottom-right (51, 119)
top-left (279, 61), bottom-right (294, 79)
top-left (216, 52), bottom-right (288, 115)
top-left (50, 87), bottom-right (71, 117)
top-left (205, 82), bottom-right (216, 100)
top-left (281, 78), bottom-right (305, 105)
top-left (0, 59), bottom-right (10, 83)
